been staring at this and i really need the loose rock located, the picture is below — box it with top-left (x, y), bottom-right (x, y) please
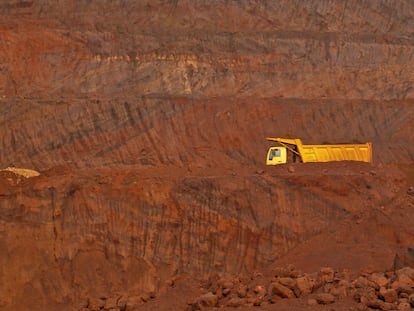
top-left (196, 292), bottom-right (218, 309)
top-left (269, 282), bottom-right (295, 299)
top-left (314, 293), bottom-right (335, 304)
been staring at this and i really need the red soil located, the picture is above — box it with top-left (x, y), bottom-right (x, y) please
top-left (0, 1), bottom-right (413, 310)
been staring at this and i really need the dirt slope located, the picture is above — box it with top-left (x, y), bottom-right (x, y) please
top-left (0, 1), bottom-right (413, 310)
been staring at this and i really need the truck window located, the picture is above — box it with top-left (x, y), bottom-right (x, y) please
top-left (269, 148), bottom-right (281, 160)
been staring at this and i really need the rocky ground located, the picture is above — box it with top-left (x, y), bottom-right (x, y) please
top-left (0, 1), bottom-right (413, 311)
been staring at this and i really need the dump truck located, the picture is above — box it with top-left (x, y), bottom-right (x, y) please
top-left (266, 138), bottom-right (372, 165)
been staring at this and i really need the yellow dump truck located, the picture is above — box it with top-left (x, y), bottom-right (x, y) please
top-left (266, 138), bottom-right (372, 165)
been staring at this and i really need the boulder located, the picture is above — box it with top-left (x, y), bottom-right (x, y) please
top-left (269, 282), bottom-right (295, 299)
top-left (278, 277), bottom-right (296, 290)
top-left (237, 285), bottom-right (248, 298)
top-left (196, 292), bottom-right (218, 309)
top-left (353, 287), bottom-right (378, 303)
top-left (222, 281), bottom-right (234, 290)
top-left (409, 293), bottom-right (414, 306)
top-left (296, 276), bottom-right (313, 295)
top-left (253, 285), bottom-right (266, 298)
top-left (364, 299), bottom-right (394, 311)
top-left (319, 267), bottom-right (335, 283)
top-left (369, 273), bottom-right (389, 288)
top-left (397, 285), bottom-right (414, 296)
top-left (396, 267), bottom-right (414, 281)
top-left (246, 296), bottom-right (262, 306)
top-left (116, 296), bottom-right (128, 310)
top-left (125, 296), bottom-right (143, 311)
top-left (397, 301), bottom-right (412, 310)
top-left (380, 288), bottom-right (398, 303)
top-left (314, 293), bottom-right (335, 304)
top-left (268, 295), bottom-right (282, 304)
top-left (392, 274), bottom-right (414, 290)
top-left (139, 293), bottom-right (151, 303)
top-left (329, 285), bottom-right (348, 298)
top-left (88, 298), bottom-right (106, 311)
top-left (353, 276), bottom-right (368, 288)
top-left (105, 296), bottom-right (120, 310)
top-left (221, 281), bottom-right (234, 296)
top-left (225, 297), bottom-right (246, 307)
top-left (222, 288), bottom-right (231, 296)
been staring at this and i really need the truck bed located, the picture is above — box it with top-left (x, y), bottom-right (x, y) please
top-left (299, 143), bottom-right (372, 163)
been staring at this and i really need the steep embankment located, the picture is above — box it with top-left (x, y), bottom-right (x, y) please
top-left (0, 162), bottom-right (412, 310)
top-left (0, 1), bottom-right (413, 310)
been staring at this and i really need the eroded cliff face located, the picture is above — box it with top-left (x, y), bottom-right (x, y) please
top-left (0, 1), bottom-right (413, 310)
top-left (1, 163), bottom-right (412, 310)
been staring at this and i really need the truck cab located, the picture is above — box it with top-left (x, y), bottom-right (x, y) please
top-left (266, 146), bottom-right (287, 165)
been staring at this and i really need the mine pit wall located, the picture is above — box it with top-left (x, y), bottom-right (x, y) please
top-left (0, 1), bottom-right (413, 310)
top-left (1, 1), bottom-right (414, 168)
top-left (1, 1), bottom-right (413, 100)
top-left (0, 168), bottom-right (401, 310)
top-left (0, 97), bottom-right (413, 171)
